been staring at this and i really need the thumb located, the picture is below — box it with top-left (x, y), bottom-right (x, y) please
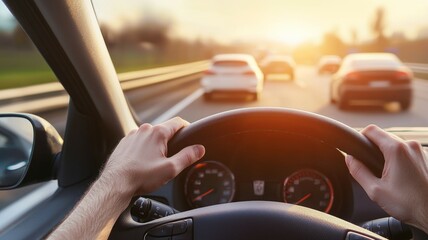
top-left (170, 145), bottom-right (205, 172)
top-left (345, 155), bottom-right (379, 196)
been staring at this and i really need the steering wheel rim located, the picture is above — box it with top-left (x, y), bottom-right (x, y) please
top-left (169, 107), bottom-right (384, 177)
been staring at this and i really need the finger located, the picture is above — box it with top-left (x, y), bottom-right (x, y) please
top-left (127, 128), bottom-right (138, 135)
top-left (345, 155), bottom-right (379, 193)
top-left (361, 125), bottom-right (402, 153)
top-left (157, 117), bottom-right (189, 139)
top-left (170, 145), bottom-right (205, 173)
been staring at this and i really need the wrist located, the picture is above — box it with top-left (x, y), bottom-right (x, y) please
top-left (415, 207), bottom-right (428, 234)
top-left (409, 194), bottom-right (428, 234)
top-left (96, 168), bottom-right (135, 210)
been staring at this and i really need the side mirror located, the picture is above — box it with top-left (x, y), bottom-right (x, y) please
top-left (0, 113), bottom-right (62, 189)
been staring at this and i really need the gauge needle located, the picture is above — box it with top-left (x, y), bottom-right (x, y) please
top-left (192, 188), bottom-right (214, 202)
top-left (295, 193), bottom-right (311, 205)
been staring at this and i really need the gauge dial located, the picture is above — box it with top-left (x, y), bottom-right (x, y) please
top-left (283, 169), bottom-right (334, 213)
top-left (185, 161), bottom-right (235, 208)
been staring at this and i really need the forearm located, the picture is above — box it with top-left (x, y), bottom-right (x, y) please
top-left (413, 200), bottom-right (428, 234)
top-left (47, 172), bottom-right (133, 240)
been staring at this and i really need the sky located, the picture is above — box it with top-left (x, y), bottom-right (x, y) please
top-left (2, 0), bottom-right (428, 45)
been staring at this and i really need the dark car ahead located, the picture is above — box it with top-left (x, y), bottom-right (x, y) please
top-left (330, 53), bottom-right (413, 110)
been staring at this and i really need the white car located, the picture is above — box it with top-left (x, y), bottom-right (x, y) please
top-left (201, 54), bottom-right (264, 100)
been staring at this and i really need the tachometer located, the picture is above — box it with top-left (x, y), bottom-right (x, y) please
top-left (185, 161), bottom-right (235, 208)
top-left (283, 169), bottom-right (334, 213)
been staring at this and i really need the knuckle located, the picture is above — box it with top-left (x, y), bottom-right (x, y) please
top-left (362, 124), bottom-right (377, 134)
top-left (139, 123), bottom-right (152, 131)
top-left (153, 125), bottom-right (171, 138)
top-left (389, 141), bottom-right (407, 154)
top-left (406, 140), bottom-right (422, 151)
top-left (172, 116), bottom-right (183, 122)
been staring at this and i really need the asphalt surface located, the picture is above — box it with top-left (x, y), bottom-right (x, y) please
top-left (177, 66), bottom-right (428, 128)
top-left (1, 65), bottom-right (428, 211)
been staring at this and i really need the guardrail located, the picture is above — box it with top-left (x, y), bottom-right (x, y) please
top-left (0, 61), bottom-right (209, 113)
top-left (406, 63), bottom-right (428, 74)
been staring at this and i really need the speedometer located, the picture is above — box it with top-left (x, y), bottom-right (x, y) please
top-left (283, 169), bottom-right (334, 213)
top-left (185, 161), bottom-right (235, 208)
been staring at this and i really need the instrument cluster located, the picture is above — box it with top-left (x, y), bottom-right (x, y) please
top-left (184, 160), bottom-right (336, 213)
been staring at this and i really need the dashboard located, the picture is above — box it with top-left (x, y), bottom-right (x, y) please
top-left (138, 128), bottom-right (428, 227)
top-left (128, 126), bottom-right (428, 239)
top-left (170, 131), bottom-right (358, 220)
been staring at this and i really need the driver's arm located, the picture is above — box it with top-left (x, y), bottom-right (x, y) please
top-left (345, 124), bottom-right (428, 234)
top-left (47, 117), bottom-right (205, 240)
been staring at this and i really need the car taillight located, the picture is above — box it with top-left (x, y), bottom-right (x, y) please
top-left (345, 72), bottom-right (359, 81)
top-left (243, 71), bottom-right (256, 76)
top-left (204, 70), bottom-right (215, 75)
top-left (395, 71), bottom-right (410, 80)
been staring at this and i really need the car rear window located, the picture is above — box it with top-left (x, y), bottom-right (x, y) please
top-left (213, 61), bottom-right (248, 67)
top-left (267, 61), bottom-right (290, 66)
top-left (351, 59), bottom-right (401, 70)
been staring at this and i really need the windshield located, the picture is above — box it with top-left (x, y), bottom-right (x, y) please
top-left (88, 0), bottom-right (428, 128)
top-left (1, 1), bottom-right (427, 131)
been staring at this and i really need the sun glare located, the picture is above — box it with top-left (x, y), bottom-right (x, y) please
top-left (277, 33), bottom-right (309, 46)
top-left (272, 25), bottom-right (319, 46)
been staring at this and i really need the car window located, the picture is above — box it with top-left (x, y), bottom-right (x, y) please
top-left (0, 2), bottom-right (59, 212)
top-left (268, 61), bottom-right (290, 66)
top-left (352, 59), bottom-right (401, 69)
top-left (213, 61), bottom-right (248, 67)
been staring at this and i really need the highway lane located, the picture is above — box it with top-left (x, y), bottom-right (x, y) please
top-left (177, 66), bottom-right (428, 128)
top-left (38, 66), bottom-right (428, 134)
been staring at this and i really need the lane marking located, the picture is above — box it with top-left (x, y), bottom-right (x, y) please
top-left (151, 88), bottom-right (204, 124)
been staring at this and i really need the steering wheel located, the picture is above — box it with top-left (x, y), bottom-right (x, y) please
top-left (112, 108), bottom-right (386, 240)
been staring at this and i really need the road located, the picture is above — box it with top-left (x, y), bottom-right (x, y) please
top-left (37, 66), bottom-right (428, 134)
top-left (173, 66), bottom-right (428, 128)
top-left (1, 65), bottom-right (428, 211)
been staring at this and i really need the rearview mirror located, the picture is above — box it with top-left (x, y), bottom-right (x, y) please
top-left (0, 113), bottom-right (62, 189)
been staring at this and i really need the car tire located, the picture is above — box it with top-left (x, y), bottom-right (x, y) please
top-left (329, 84), bottom-right (336, 103)
top-left (252, 93), bottom-right (259, 101)
top-left (400, 99), bottom-right (411, 111)
top-left (204, 93), bottom-right (211, 101)
top-left (338, 98), bottom-right (348, 110)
